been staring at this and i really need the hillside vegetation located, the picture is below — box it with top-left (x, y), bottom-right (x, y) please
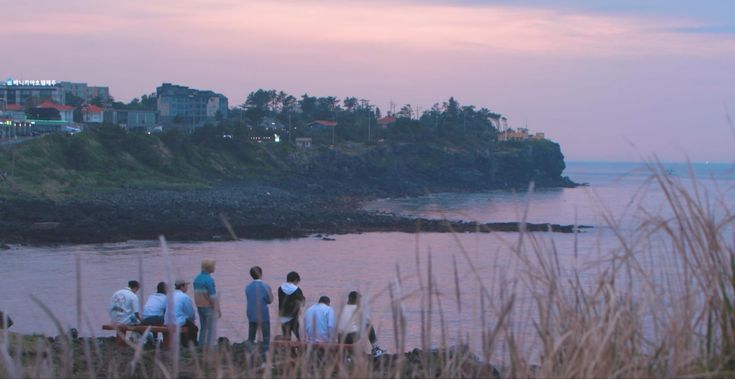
top-left (0, 124), bottom-right (571, 198)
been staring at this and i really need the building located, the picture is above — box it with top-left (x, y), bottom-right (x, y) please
top-left (498, 128), bottom-right (545, 142)
top-left (1, 104), bottom-right (26, 121)
top-left (103, 109), bottom-right (157, 130)
top-left (35, 101), bottom-right (75, 122)
top-left (306, 120), bottom-right (337, 130)
top-left (377, 116), bottom-right (397, 128)
top-left (0, 79), bottom-right (65, 106)
top-left (81, 104), bottom-right (104, 124)
top-left (295, 137), bottom-right (312, 148)
top-left (156, 83), bottom-right (228, 127)
top-left (59, 82), bottom-right (112, 102)
top-left (87, 86), bottom-right (111, 101)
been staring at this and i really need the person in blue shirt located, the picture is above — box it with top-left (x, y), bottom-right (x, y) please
top-left (245, 266), bottom-right (273, 357)
top-left (304, 296), bottom-right (335, 343)
top-left (171, 279), bottom-right (198, 346)
top-left (193, 259), bottom-right (221, 348)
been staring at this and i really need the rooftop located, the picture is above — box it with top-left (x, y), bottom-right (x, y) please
top-left (36, 101), bottom-right (74, 112)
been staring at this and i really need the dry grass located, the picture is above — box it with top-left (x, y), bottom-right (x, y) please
top-left (2, 160), bottom-right (735, 378)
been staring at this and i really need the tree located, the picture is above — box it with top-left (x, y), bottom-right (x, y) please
top-left (243, 89), bottom-right (276, 125)
top-left (299, 94), bottom-right (317, 120)
top-left (90, 97), bottom-right (105, 107)
top-left (140, 93), bottom-right (157, 110)
top-left (315, 96), bottom-right (340, 120)
top-left (398, 104), bottom-right (413, 119)
top-left (64, 92), bottom-right (85, 107)
top-left (343, 97), bottom-right (358, 112)
top-left (443, 97), bottom-right (460, 126)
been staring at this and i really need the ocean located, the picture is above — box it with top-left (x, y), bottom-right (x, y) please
top-left (1, 161), bottom-right (733, 355)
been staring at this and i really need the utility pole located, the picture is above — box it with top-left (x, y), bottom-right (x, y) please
top-left (288, 108), bottom-right (292, 144)
top-left (367, 105), bottom-right (373, 143)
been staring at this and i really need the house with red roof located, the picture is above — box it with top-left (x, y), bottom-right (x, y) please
top-left (81, 104), bottom-right (103, 123)
top-left (306, 120), bottom-right (337, 130)
top-left (377, 116), bottom-right (397, 128)
top-left (2, 104), bottom-right (26, 121)
top-left (35, 101), bottom-right (75, 122)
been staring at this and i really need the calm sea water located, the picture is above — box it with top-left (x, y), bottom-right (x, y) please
top-left (1, 161), bottom-right (733, 354)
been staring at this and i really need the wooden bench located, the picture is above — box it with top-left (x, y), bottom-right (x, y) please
top-left (102, 324), bottom-right (188, 349)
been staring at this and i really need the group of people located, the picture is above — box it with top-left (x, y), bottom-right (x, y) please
top-left (108, 260), bottom-right (384, 356)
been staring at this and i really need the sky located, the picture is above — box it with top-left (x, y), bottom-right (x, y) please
top-left (2, 0), bottom-right (734, 162)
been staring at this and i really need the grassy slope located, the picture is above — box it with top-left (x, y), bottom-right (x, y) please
top-left (0, 126), bottom-right (569, 198)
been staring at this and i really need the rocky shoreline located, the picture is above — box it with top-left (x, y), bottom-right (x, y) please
top-left (0, 180), bottom-right (588, 245)
top-left (1, 332), bottom-right (502, 378)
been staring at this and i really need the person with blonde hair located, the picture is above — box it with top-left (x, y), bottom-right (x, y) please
top-left (193, 259), bottom-right (221, 347)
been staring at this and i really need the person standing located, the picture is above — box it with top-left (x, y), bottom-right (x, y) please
top-left (278, 271), bottom-right (305, 340)
top-left (109, 280), bottom-right (141, 325)
top-left (337, 291), bottom-right (385, 357)
top-left (171, 279), bottom-right (198, 346)
top-left (304, 296), bottom-right (335, 343)
top-left (245, 266), bottom-right (273, 355)
top-left (194, 259), bottom-right (221, 347)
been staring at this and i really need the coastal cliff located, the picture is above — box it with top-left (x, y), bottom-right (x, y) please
top-left (0, 126), bottom-right (578, 244)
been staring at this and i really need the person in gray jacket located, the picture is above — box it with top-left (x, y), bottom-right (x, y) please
top-left (245, 266), bottom-right (273, 354)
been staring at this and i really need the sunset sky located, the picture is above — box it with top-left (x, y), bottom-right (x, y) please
top-left (3, 0), bottom-right (734, 162)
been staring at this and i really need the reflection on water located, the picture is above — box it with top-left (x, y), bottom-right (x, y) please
top-left (363, 161), bottom-right (735, 228)
top-left (0, 232), bottom-right (611, 354)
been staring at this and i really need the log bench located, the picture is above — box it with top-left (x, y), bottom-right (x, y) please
top-left (102, 324), bottom-right (188, 349)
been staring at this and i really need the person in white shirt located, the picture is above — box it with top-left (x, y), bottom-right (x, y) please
top-left (304, 296), bottom-right (335, 343)
top-left (170, 279), bottom-right (199, 346)
top-left (142, 281), bottom-right (167, 325)
top-left (109, 280), bottom-right (141, 325)
top-left (140, 281), bottom-right (167, 343)
top-left (337, 291), bottom-right (385, 357)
